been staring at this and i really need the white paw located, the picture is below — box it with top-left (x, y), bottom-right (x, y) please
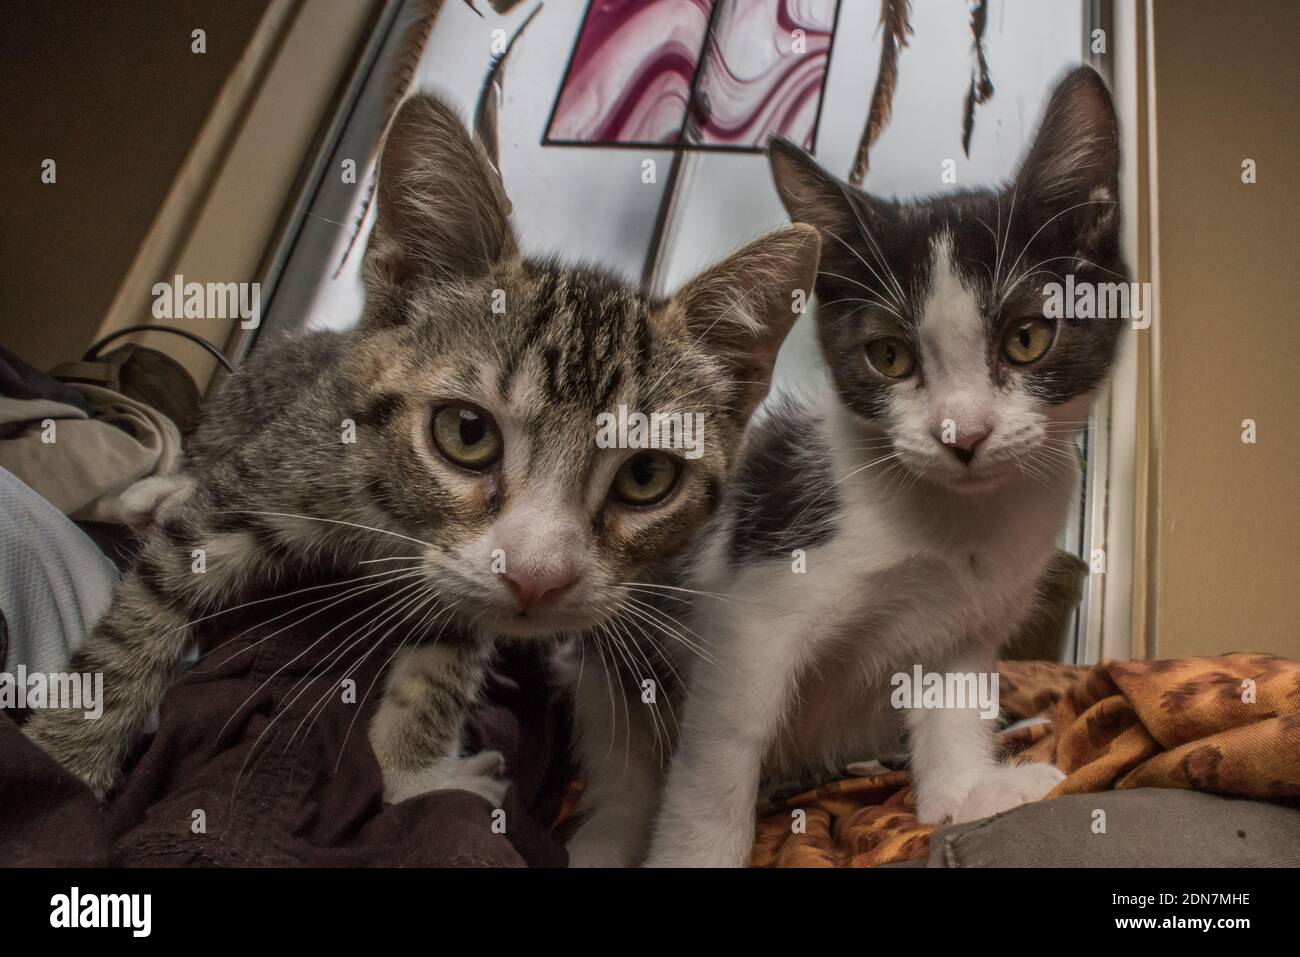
top-left (119, 474), bottom-right (195, 533)
top-left (383, 750), bottom-right (510, 807)
top-left (915, 780), bottom-right (976, 826)
top-left (950, 763), bottom-right (1065, 824)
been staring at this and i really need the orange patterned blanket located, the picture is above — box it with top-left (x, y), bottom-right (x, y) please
top-left (752, 653), bottom-right (1300, 867)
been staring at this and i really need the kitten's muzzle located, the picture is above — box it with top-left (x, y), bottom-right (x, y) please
top-left (933, 427), bottom-right (991, 465)
top-left (503, 568), bottom-right (577, 612)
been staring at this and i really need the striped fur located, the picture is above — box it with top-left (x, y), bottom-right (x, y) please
top-left (24, 94), bottom-right (820, 804)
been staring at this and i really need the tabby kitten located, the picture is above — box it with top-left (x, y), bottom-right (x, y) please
top-left (23, 94), bottom-right (820, 803)
top-left (608, 67), bottom-right (1125, 867)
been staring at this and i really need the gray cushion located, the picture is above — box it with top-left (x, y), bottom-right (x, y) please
top-left (928, 788), bottom-right (1300, 867)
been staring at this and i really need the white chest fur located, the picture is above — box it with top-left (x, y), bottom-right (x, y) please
top-left (689, 402), bottom-right (1079, 782)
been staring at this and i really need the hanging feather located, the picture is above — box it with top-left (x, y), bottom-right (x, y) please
top-left (489, 0), bottom-right (530, 11)
top-left (850, 0), bottom-right (912, 186)
top-left (334, 0), bottom-right (453, 277)
top-left (466, 1), bottom-right (530, 16)
top-left (474, 2), bottom-right (543, 187)
top-left (961, 0), bottom-right (995, 157)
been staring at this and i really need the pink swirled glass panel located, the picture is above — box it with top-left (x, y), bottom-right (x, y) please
top-left (689, 0), bottom-right (837, 149)
top-left (546, 0), bottom-right (838, 151)
top-left (547, 0), bottom-right (716, 145)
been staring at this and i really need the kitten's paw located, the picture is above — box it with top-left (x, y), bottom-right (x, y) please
top-left (383, 749), bottom-right (510, 807)
top-left (119, 475), bottom-right (195, 534)
top-left (915, 782), bottom-right (975, 826)
top-left (22, 718), bottom-right (117, 801)
top-left (951, 762), bottom-right (1065, 824)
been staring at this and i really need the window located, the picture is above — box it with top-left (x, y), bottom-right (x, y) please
top-left (260, 0), bottom-right (1123, 663)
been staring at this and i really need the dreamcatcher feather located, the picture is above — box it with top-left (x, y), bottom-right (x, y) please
top-left (849, 0), bottom-right (912, 187)
top-left (961, 0), bottom-right (995, 157)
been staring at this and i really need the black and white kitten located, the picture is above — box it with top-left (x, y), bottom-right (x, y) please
top-left (573, 66), bottom-right (1126, 867)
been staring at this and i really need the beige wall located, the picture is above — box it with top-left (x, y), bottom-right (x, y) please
top-left (99, 0), bottom-right (381, 388)
top-left (0, 0), bottom-right (270, 371)
top-left (1146, 0), bottom-right (1300, 658)
top-left (1, 0), bottom-right (381, 388)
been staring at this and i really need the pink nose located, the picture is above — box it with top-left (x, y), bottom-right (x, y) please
top-left (503, 570), bottom-right (575, 611)
top-left (935, 427), bottom-right (991, 465)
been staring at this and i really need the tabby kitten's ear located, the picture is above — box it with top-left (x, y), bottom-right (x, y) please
top-left (1014, 66), bottom-right (1121, 254)
top-left (364, 93), bottom-right (516, 319)
top-left (666, 223), bottom-right (821, 417)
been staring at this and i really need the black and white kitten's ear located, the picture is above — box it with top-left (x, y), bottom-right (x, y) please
top-left (364, 93), bottom-right (516, 312)
top-left (667, 223), bottom-right (821, 417)
top-left (768, 139), bottom-right (890, 273)
top-left (1015, 66), bottom-right (1121, 246)
top-left (768, 138), bottom-right (854, 235)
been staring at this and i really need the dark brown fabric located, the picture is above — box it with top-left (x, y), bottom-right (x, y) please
top-left (0, 716), bottom-right (114, 867)
top-left (0, 604), bottom-right (573, 868)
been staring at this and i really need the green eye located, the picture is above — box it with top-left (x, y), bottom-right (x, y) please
top-left (612, 451), bottom-right (681, 507)
top-left (431, 404), bottom-right (502, 470)
top-left (865, 337), bottom-right (916, 379)
top-left (1004, 317), bottom-right (1055, 365)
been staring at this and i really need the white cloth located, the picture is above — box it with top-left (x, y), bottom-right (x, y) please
top-left (0, 467), bottom-right (118, 675)
top-left (0, 383), bottom-right (183, 524)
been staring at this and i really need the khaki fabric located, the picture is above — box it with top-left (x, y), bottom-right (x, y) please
top-left (0, 383), bottom-right (181, 523)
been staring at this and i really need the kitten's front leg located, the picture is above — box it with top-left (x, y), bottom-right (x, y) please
top-left (563, 638), bottom-right (666, 868)
top-left (906, 649), bottom-right (1062, 824)
top-left (22, 508), bottom-right (260, 798)
top-left (368, 639), bottom-right (508, 807)
top-left (23, 572), bottom-right (197, 799)
top-left (905, 650), bottom-right (1000, 824)
top-left (645, 722), bottom-right (764, 868)
top-left (644, 611), bottom-right (807, 868)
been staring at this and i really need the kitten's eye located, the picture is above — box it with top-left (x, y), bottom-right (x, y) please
top-left (431, 404), bottom-right (502, 470)
top-left (611, 451), bottom-right (681, 507)
top-left (1003, 318), bottom-right (1055, 365)
top-left (864, 337), bottom-right (916, 379)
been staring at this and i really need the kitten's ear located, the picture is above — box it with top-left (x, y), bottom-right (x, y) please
top-left (768, 138), bottom-right (856, 236)
top-left (768, 139), bottom-right (891, 276)
top-left (1014, 67), bottom-right (1120, 240)
top-left (667, 224), bottom-right (821, 417)
top-left (364, 94), bottom-right (516, 311)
